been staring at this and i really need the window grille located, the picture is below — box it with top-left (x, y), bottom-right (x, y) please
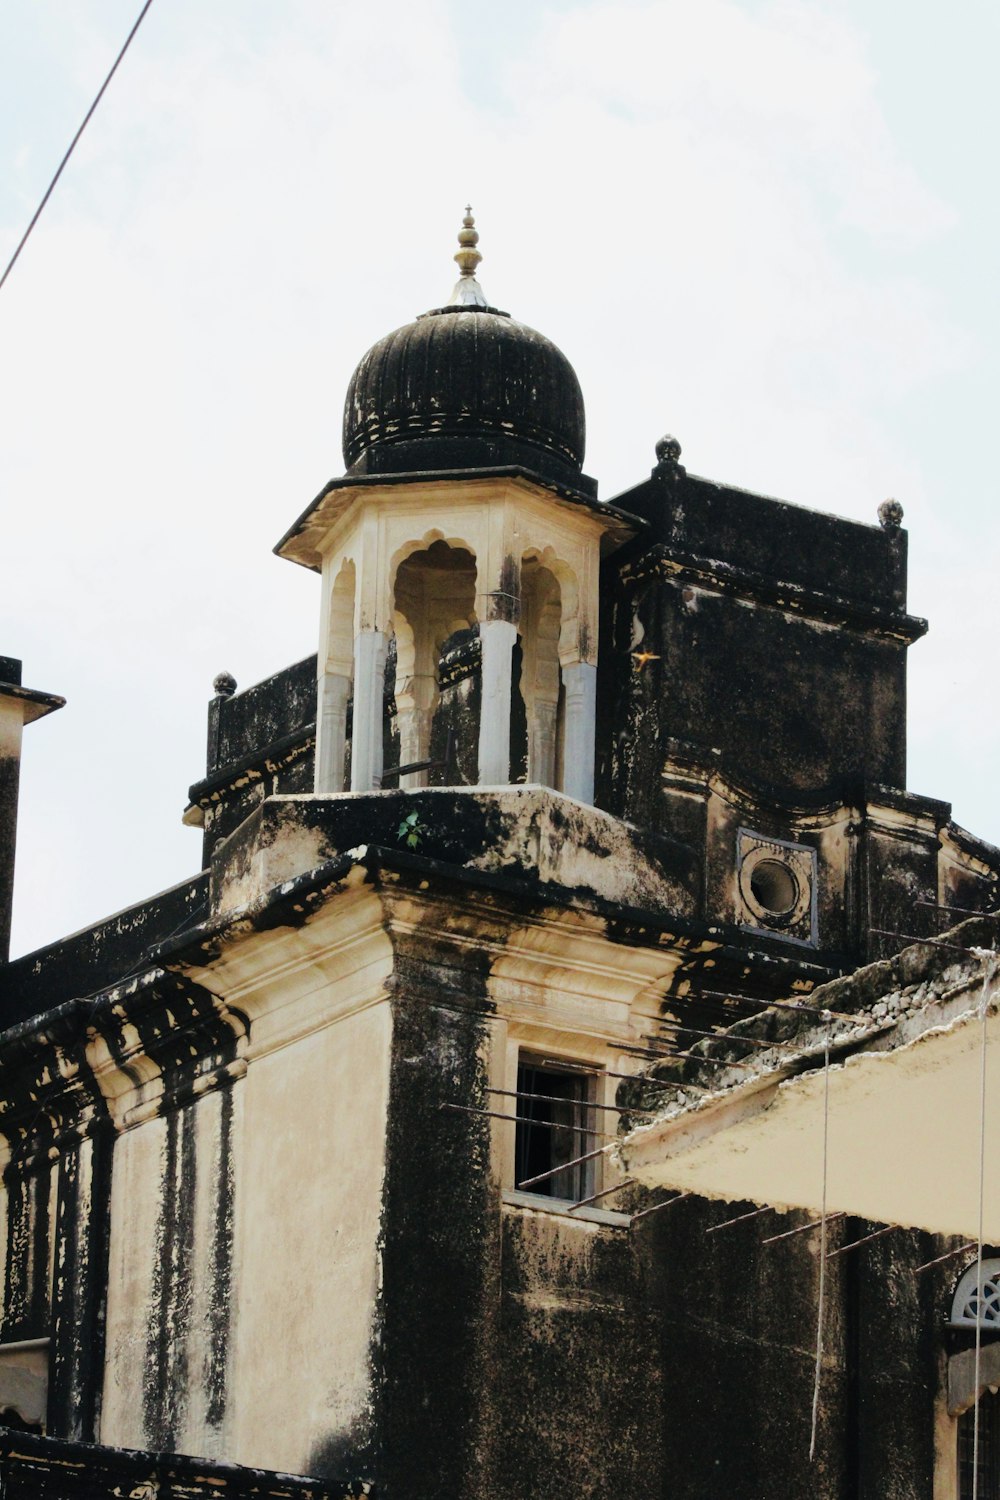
top-left (952, 1260), bottom-right (1000, 1330)
top-left (959, 1390), bottom-right (1000, 1500)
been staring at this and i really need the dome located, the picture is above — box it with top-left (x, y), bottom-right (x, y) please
top-left (342, 212), bottom-right (589, 493)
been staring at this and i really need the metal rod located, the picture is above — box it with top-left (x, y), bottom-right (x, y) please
top-left (915, 900), bottom-right (1000, 919)
top-left (516, 1143), bottom-right (612, 1191)
top-left (653, 1018), bottom-right (801, 1052)
top-left (381, 729), bottom-right (456, 785)
top-left (610, 1041), bottom-right (750, 1076)
top-left (913, 1241), bottom-right (977, 1275)
top-left (631, 1192), bottom-right (693, 1223)
top-left (869, 928), bottom-right (995, 956)
top-left (539, 1059), bottom-right (691, 1089)
top-left (610, 1042), bottom-right (692, 1061)
top-left (705, 1204), bottom-right (775, 1236)
top-left (825, 1223), bottom-right (900, 1259)
top-left (567, 1179), bottom-right (635, 1213)
top-left (382, 755), bottom-right (447, 779)
top-left (692, 988), bottom-right (861, 1023)
top-left (439, 1102), bottom-right (616, 1139)
top-left (486, 1087), bottom-right (658, 1118)
top-left (640, 1037), bottom-right (758, 1069)
top-left (761, 1212), bottom-right (846, 1246)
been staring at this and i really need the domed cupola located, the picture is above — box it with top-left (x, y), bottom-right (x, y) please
top-left (278, 212), bottom-right (637, 809)
top-left (342, 210), bottom-right (592, 495)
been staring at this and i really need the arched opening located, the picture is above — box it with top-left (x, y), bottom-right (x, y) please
top-left (388, 541), bottom-right (477, 787)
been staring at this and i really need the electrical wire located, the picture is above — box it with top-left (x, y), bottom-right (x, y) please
top-left (0, 0), bottom-right (157, 297)
top-left (810, 1039), bottom-right (831, 1462)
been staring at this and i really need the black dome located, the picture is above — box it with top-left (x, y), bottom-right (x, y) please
top-left (342, 304), bottom-right (588, 491)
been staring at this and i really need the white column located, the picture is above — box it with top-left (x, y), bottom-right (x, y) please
top-left (351, 630), bottom-right (388, 792)
top-left (561, 662), bottom-right (597, 804)
top-left (314, 672), bottom-right (350, 793)
top-left (528, 699), bottom-right (558, 788)
top-left (477, 620), bottom-right (517, 785)
top-left (396, 673), bottom-right (436, 788)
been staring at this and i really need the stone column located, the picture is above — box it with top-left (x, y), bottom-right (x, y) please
top-left (396, 673), bottom-right (437, 789)
top-left (477, 620), bottom-right (517, 786)
top-left (351, 630), bottom-right (388, 792)
top-left (560, 661), bottom-right (597, 804)
top-left (528, 699), bottom-right (558, 788)
top-left (315, 672), bottom-right (351, 793)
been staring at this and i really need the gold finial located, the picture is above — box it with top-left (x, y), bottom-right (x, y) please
top-left (444, 207), bottom-right (488, 308)
top-left (454, 205), bottom-right (482, 279)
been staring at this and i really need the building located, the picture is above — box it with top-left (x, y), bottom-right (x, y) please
top-left (1, 213), bottom-right (998, 1498)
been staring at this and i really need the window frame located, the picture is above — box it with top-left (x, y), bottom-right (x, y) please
top-left (499, 1047), bottom-right (631, 1226)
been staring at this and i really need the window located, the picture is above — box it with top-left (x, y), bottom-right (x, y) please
top-left (513, 1058), bottom-right (597, 1203)
top-left (952, 1260), bottom-right (1000, 1331)
top-left (948, 1260), bottom-right (1000, 1498)
top-left (959, 1391), bottom-right (1000, 1500)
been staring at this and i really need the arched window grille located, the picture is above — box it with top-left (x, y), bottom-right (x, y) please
top-left (952, 1260), bottom-right (1000, 1330)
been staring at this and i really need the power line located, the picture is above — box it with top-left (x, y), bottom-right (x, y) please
top-left (0, 0), bottom-right (157, 298)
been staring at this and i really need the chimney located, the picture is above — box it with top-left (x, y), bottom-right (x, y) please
top-left (0, 657), bottom-right (65, 963)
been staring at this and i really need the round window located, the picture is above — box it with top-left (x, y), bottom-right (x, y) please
top-left (748, 859), bottom-right (799, 917)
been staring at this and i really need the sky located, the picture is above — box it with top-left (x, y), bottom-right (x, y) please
top-left (1, 0), bottom-right (997, 958)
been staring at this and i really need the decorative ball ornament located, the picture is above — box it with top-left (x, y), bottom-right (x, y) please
top-left (213, 671), bottom-right (237, 698)
top-left (655, 434), bottom-right (682, 465)
top-left (878, 498), bottom-right (904, 530)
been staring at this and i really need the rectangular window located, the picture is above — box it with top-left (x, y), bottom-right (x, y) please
top-left (960, 1391), bottom-right (1000, 1499)
top-left (513, 1058), bottom-right (597, 1202)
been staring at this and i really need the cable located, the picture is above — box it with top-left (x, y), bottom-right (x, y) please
top-left (0, 0), bottom-right (157, 297)
top-left (810, 1039), bottom-right (831, 1462)
top-left (972, 956), bottom-right (996, 1500)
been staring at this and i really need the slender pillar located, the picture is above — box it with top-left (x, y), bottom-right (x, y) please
top-left (477, 620), bottom-right (517, 785)
top-left (315, 672), bottom-right (351, 793)
top-left (396, 673), bottom-right (437, 788)
top-left (351, 630), bottom-right (388, 792)
top-left (560, 661), bottom-right (597, 804)
top-left (528, 698), bottom-right (558, 788)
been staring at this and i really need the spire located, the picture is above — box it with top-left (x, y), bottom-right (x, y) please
top-left (446, 206), bottom-right (489, 308)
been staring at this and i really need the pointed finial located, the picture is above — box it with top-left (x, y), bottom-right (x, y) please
top-left (444, 206), bottom-right (488, 308)
top-left (454, 206), bottom-right (482, 279)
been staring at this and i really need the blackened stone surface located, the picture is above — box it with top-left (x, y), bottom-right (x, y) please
top-left (0, 874), bottom-right (207, 1027)
top-left (208, 789), bottom-right (699, 924)
top-left (209, 657), bottom-right (317, 776)
top-left (611, 469), bottom-right (911, 613)
top-left (609, 567), bottom-right (907, 816)
top-left (373, 943), bottom-right (497, 1500)
top-left (343, 306), bottom-right (590, 495)
top-left (0, 1430), bottom-right (372, 1498)
top-left (491, 1209), bottom-right (661, 1499)
top-left (599, 467), bottom-right (923, 845)
top-left (644, 1198), bottom-right (851, 1500)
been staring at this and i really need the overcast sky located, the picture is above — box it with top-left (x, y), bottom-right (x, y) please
top-left (2, 0), bottom-right (997, 958)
